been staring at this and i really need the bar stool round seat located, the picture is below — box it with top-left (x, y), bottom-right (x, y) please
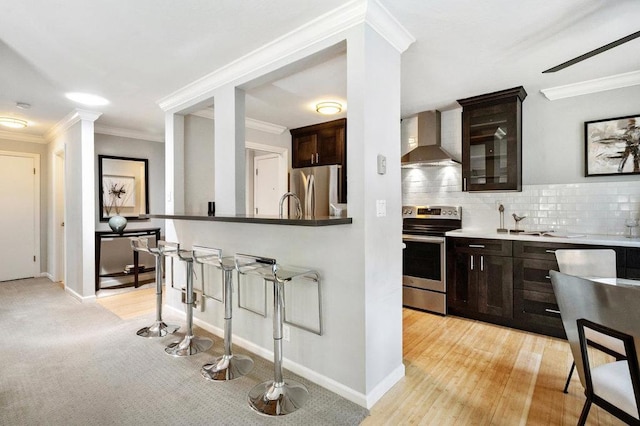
top-left (193, 246), bottom-right (253, 381)
top-left (130, 238), bottom-right (179, 338)
top-left (164, 244), bottom-right (213, 357)
top-left (236, 254), bottom-right (320, 416)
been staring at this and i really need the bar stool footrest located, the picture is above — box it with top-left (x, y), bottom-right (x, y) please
top-left (248, 379), bottom-right (309, 416)
top-left (165, 334), bottom-right (213, 357)
top-left (201, 354), bottom-right (254, 381)
top-left (136, 321), bottom-right (179, 338)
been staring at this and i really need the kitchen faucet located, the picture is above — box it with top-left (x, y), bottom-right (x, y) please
top-left (279, 192), bottom-right (303, 219)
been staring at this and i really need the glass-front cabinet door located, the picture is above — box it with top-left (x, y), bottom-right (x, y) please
top-left (458, 87), bottom-right (527, 192)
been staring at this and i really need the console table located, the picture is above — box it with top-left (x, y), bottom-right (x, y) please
top-left (95, 228), bottom-right (161, 291)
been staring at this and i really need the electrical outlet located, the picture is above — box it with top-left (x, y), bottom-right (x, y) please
top-left (283, 325), bottom-right (290, 342)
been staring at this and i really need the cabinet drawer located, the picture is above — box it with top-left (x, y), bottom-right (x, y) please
top-left (514, 289), bottom-right (564, 337)
top-left (512, 241), bottom-right (584, 260)
top-left (513, 258), bottom-right (557, 291)
top-left (514, 242), bottom-right (626, 275)
top-left (449, 238), bottom-right (512, 256)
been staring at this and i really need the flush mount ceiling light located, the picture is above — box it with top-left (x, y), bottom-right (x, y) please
top-left (315, 101), bottom-right (342, 115)
top-left (65, 92), bottom-right (109, 106)
top-left (0, 117), bottom-right (28, 129)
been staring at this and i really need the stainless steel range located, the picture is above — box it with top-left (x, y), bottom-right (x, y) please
top-left (402, 205), bottom-right (462, 314)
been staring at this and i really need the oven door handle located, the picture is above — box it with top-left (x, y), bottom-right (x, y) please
top-left (402, 235), bottom-right (445, 243)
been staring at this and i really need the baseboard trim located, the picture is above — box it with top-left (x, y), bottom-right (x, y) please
top-left (64, 286), bottom-right (96, 303)
top-left (164, 305), bottom-right (382, 408)
top-left (41, 272), bottom-right (54, 281)
top-left (365, 363), bottom-right (405, 409)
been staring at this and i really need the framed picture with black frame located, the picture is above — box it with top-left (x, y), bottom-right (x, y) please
top-left (584, 114), bottom-right (640, 177)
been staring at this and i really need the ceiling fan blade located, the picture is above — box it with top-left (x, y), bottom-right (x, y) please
top-left (543, 30), bottom-right (640, 73)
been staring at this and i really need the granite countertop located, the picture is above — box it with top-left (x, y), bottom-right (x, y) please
top-left (446, 229), bottom-right (640, 248)
top-left (142, 213), bottom-right (352, 227)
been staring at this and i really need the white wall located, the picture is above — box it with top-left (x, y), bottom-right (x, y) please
top-left (403, 85), bottom-right (640, 234)
top-left (0, 138), bottom-right (48, 272)
top-left (162, 21), bottom-right (405, 408)
top-left (184, 115), bottom-right (215, 215)
top-left (49, 111), bottom-right (99, 298)
top-left (95, 133), bottom-right (165, 229)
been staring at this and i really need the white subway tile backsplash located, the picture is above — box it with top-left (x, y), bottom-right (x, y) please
top-left (402, 166), bottom-right (640, 236)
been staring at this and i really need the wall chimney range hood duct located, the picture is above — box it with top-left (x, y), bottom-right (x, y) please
top-left (401, 110), bottom-right (460, 167)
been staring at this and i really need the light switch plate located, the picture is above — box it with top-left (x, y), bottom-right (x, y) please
top-left (376, 199), bottom-right (386, 217)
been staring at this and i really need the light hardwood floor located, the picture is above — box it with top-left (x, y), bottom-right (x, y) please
top-left (97, 290), bottom-right (623, 425)
top-left (363, 309), bottom-right (622, 426)
top-left (97, 286), bottom-right (158, 319)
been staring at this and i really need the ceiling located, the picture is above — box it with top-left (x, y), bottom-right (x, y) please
top-left (1, 0), bottom-right (639, 141)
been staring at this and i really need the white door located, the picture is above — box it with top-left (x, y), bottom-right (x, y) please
top-left (0, 153), bottom-right (38, 281)
top-left (254, 154), bottom-right (281, 216)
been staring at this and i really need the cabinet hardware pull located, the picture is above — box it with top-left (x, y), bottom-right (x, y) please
top-left (545, 308), bottom-right (561, 315)
top-left (480, 255), bottom-right (484, 271)
top-left (545, 250), bottom-right (556, 254)
top-left (463, 177), bottom-right (467, 191)
top-left (469, 244), bottom-right (485, 248)
top-left (316, 153), bottom-right (319, 163)
top-left (470, 255), bottom-right (474, 271)
top-left (545, 275), bottom-right (551, 279)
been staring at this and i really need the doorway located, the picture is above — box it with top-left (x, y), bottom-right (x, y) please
top-left (53, 149), bottom-right (66, 284)
top-left (245, 141), bottom-right (288, 216)
top-left (0, 151), bottom-right (40, 282)
top-left (254, 153), bottom-right (281, 215)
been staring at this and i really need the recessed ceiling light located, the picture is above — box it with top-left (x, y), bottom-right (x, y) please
top-left (65, 92), bottom-right (109, 106)
top-left (316, 101), bottom-right (342, 115)
top-left (0, 117), bottom-right (28, 129)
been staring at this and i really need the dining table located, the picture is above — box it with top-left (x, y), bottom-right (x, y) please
top-left (589, 277), bottom-right (640, 286)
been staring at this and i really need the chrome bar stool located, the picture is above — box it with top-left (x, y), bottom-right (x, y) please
top-left (193, 245), bottom-right (254, 381)
top-left (164, 243), bottom-right (213, 357)
top-left (129, 238), bottom-right (179, 338)
top-left (235, 253), bottom-right (321, 416)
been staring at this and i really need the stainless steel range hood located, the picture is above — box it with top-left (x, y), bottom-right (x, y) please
top-left (401, 110), bottom-right (460, 167)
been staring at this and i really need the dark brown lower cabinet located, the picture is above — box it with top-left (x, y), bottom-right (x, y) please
top-left (447, 237), bottom-right (632, 339)
top-left (447, 238), bottom-right (513, 322)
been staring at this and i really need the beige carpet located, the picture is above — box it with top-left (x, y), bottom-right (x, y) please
top-left (1, 277), bottom-right (368, 425)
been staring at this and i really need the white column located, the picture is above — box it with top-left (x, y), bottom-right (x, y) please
top-left (165, 112), bottom-right (185, 216)
top-left (52, 109), bottom-right (101, 299)
top-left (214, 86), bottom-right (246, 214)
top-left (347, 24), bottom-right (404, 400)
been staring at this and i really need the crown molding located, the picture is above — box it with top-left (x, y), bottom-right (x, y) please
top-left (540, 70), bottom-right (640, 101)
top-left (190, 109), bottom-right (287, 135)
top-left (158, 0), bottom-right (414, 114)
top-left (95, 125), bottom-right (164, 143)
top-left (0, 130), bottom-right (47, 144)
top-left (365, 0), bottom-right (415, 52)
top-left (246, 118), bottom-right (287, 134)
top-left (45, 109), bottom-right (102, 141)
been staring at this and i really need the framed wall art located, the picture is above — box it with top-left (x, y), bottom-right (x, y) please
top-left (585, 114), bottom-right (640, 177)
top-left (98, 155), bottom-right (149, 221)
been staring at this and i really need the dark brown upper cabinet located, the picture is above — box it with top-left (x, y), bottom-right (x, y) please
top-left (291, 118), bottom-right (346, 168)
top-left (457, 87), bottom-right (527, 192)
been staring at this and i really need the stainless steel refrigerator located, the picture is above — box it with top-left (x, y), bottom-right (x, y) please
top-left (289, 165), bottom-right (343, 217)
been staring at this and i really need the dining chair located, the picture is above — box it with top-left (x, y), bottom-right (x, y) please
top-left (555, 249), bottom-right (626, 393)
top-left (549, 270), bottom-right (640, 425)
